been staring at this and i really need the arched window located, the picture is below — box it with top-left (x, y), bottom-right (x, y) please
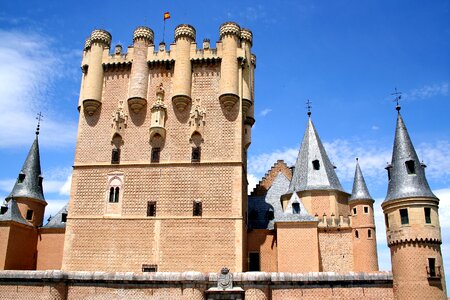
top-left (114, 187), bottom-right (120, 203)
top-left (109, 187), bottom-right (115, 202)
top-left (107, 174), bottom-right (123, 204)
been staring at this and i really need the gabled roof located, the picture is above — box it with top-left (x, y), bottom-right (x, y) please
top-left (288, 118), bottom-right (345, 194)
top-left (384, 111), bottom-right (436, 202)
top-left (43, 204), bottom-right (68, 229)
top-left (0, 199), bottom-right (32, 226)
top-left (6, 136), bottom-right (46, 203)
top-left (349, 160), bottom-right (373, 202)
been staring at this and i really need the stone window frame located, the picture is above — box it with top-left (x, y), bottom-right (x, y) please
top-left (106, 173), bottom-right (124, 204)
top-left (399, 208), bottom-right (409, 225)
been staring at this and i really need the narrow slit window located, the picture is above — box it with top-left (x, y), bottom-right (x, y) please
top-left (248, 252), bottom-right (260, 271)
top-left (61, 213), bottom-right (68, 223)
top-left (191, 147), bottom-right (201, 162)
top-left (400, 208), bottom-right (409, 225)
top-left (312, 159), bottom-right (320, 170)
top-left (368, 229), bottom-right (372, 238)
top-left (424, 207), bottom-right (431, 224)
top-left (151, 147), bottom-right (160, 163)
top-left (385, 214), bottom-right (389, 228)
top-left (193, 201), bottom-right (202, 216)
top-left (38, 176), bottom-right (43, 188)
top-left (386, 165), bottom-right (392, 181)
top-left (26, 209), bottom-right (33, 220)
top-left (355, 230), bottom-right (359, 238)
top-left (405, 160), bottom-right (415, 174)
top-left (147, 201), bottom-right (156, 217)
top-left (114, 187), bottom-right (120, 203)
top-left (111, 149), bottom-right (120, 164)
top-left (292, 203), bottom-right (300, 214)
top-left (18, 173), bottom-right (25, 183)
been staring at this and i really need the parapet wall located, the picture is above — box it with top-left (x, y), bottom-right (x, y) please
top-left (0, 270), bottom-right (394, 299)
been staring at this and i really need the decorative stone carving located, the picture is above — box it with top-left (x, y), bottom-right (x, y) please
top-left (189, 98), bottom-right (206, 135)
top-left (150, 83), bottom-right (167, 141)
top-left (174, 24), bottom-right (196, 41)
top-left (111, 101), bottom-right (128, 140)
top-left (217, 267), bottom-right (232, 290)
top-left (133, 26), bottom-right (154, 43)
top-left (114, 44), bottom-right (122, 55)
top-left (90, 29), bottom-right (112, 47)
top-left (240, 29), bottom-right (253, 45)
top-left (219, 22), bottom-right (241, 39)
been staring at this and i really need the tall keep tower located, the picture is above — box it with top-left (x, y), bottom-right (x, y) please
top-left (382, 107), bottom-right (447, 299)
top-left (63, 22), bottom-right (255, 273)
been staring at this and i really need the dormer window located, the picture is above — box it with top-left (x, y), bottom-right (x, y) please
top-left (0, 206), bottom-right (7, 214)
top-left (385, 164), bottom-right (392, 181)
top-left (61, 213), bottom-right (68, 223)
top-left (405, 160), bottom-right (415, 174)
top-left (292, 203), bottom-right (300, 214)
top-left (18, 173), bottom-right (25, 183)
top-left (312, 160), bottom-right (320, 170)
top-left (26, 209), bottom-right (33, 220)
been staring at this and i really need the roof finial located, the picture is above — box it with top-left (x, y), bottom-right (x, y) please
top-left (306, 99), bottom-right (312, 117)
top-left (356, 157), bottom-right (359, 162)
top-left (391, 88), bottom-right (402, 112)
top-left (35, 112), bottom-right (43, 136)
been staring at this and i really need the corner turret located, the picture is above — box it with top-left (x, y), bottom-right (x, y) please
top-left (382, 107), bottom-right (446, 299)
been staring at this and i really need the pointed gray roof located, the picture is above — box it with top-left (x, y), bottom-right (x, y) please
top-left (288, 118), bottom-right (345, 193)
top-left (349, 160), bottom-right (373, 202)
top-left (384, 112), bottom-right (437, 202)
top-left (0, 199), bottom-right (32, 226)
top-left (43, 204), bottom-right (68, 228)
top-left (6, 136), bottom-right (46, 203)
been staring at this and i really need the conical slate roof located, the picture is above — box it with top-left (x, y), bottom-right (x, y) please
top-left (349, 160), bottom-right (373, 202)
top-left (288, 118), bottom-right (345, 193)
top-left (0, 199), bottom-right (31, 226)
top-left (384, 111), bottom-right (436, 202)
top-left (6, 136), bottom-right (45, 202)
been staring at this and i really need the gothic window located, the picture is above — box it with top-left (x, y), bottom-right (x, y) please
top-left (107, 174), bottom-right (123, 204)
top-left (400, 208), bottom-right (409, 225)
top-left (151, 147), bottom-right (161, 163)
top-left (248, 252), bottom-right (260, 271)
top-left (193, 200), bottom-right (202, 216)
top-left (312, 160), bottom-right (320, 170)
top-left (192, 147), bottom-right (201, 162)
top-left (292, 203), bottom-right (300, 214)
top-left (424, 207), bottom-right (431, 224)
top-left (111, 149), bottom-right (120, 164)
top-left (405, 160), bottom-right (415, 174)
top-left (61, 213), bottom-right (68, 223)
top-left (18, 173), bottom-right (25, 183)
top-left (355, 230), bottom-right (359, 238)
top-left (26, 209), bottom-right (33, 220)
top-left (147, 201), bottom-right (156, 217)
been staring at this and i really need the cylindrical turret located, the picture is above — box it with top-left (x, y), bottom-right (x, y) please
top-left (219, 22), bottom-right (241, 110)
top-left (78, 37), bottom-right (91, 110)
top-left (82, 29), bottom-right (111, 115)
top-left (240, 28), bottom-right (253, 116)
top-left (128, 26), bottom-right (154, 113)
top-left (172, 24), bottom-right (195, 111)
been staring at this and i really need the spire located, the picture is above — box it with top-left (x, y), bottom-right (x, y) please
top-left (6, 135), bottom-right (45, 203)
top-left (384, 111), bottom-right (436, 202)
top-left (287, 118), bottom-right (345, 193)
top-left (349, 159), bottom-right (373, 202)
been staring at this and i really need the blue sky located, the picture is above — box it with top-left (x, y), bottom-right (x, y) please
top-left (0, 0), bottom-right (449, 281)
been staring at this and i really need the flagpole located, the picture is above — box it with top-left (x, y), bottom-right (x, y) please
top-left (163, 18), bottom-right (166, 43)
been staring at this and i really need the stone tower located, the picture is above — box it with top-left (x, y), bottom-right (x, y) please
top-left (349, 159), bottom-right (379, 272)
top-left (63, 22), bottom-right (255, 273)
top-left (382, 107), bottom-right (447, 299)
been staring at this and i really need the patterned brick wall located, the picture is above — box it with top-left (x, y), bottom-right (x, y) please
top-left (247, 229), bottom-right (277, 271)
top-left (318, 230), bottom-right (353, 272)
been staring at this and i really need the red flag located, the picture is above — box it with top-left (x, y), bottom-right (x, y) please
top-left (164, 12), bottom-right (170, 20)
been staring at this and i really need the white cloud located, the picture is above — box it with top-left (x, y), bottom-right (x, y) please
top-left (260, 108), bottom-right (272, 117)
top-left (0, 29), bottom-right (77, 149)
top-left (405, 82), bottom-right (448, 100)
top-left (0, 179), bottom-right (15, 193)
top-left (59, 175), bottom-right (72, 196)
top-left (371, 125), bottom-right (379, 130)
top-left (247, 173), bottom-right (259, 194)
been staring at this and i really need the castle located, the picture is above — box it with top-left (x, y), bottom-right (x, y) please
top-left (0, 22), bottom-right (447, 299)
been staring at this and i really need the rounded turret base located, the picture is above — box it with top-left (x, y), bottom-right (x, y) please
top-left (128, 97), bottom-right (147, 113)
top-left (242, 98), bottom-right (253, 116)
top-left (83, 99), bottom-right (102, 116)
top-left (219, 93), bottom-right (239, 111)
top-left (172, 95), bottom-right (192, 112)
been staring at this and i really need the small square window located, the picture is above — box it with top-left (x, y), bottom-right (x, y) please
top-left (0, 206), bottom-right (8, 214)
top-left (151, 148), bottom-right (160, 163)
top-left (192, 147), bottom-right (201, 162)
top-left (193, 201), bottom-right (202, 216)
top-left (364, 206), bottom-right (369, 214)
top-left (18, 173), bottom-right (25, 183)
top-left (26, 209), bottom-right (33, 220)
top-left (400, 209), bottom-right (409, 225)
top-left (147, 201), bottom-right (156, 217)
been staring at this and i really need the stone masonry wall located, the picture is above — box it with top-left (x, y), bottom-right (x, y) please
top-left (318, 230), bottom-right (353, 272)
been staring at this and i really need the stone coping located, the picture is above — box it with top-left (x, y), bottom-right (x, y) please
top-left (0, 270), bottom-right (392, 284)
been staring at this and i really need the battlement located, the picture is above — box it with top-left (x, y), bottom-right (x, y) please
top-left (316, 214), bottom-right (352, 229)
